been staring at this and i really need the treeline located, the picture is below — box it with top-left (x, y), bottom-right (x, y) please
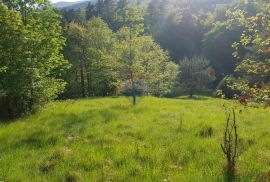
top-left (59, 0), bottom-right (269, 104)
top-left (0, 0), bottom-right (178, 118)
top-left (0, 0), bottom-right (269, 119)
top-left (62, 15), bottom-right (178, 100)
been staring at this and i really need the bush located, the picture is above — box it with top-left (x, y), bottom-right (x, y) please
top-left (215, 76), bottom-right (241, 99)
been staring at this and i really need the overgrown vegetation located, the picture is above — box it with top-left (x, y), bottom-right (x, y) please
top-left (0, 0), bottom-right (269, 180)
top-left (1, 0), bottom-right (270, 118)
top-left (0, 97), bottom-right (269, 181)
top-left (0, 3), bottom-right (69, 118)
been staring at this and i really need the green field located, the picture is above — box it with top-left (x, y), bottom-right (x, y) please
top-left (0, 97), bottom-right (269, 181)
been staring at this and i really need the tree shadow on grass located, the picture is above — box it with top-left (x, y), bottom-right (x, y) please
top-left (175, 95), bottom-right (211, 100)
top-left (6, 108), bottom-right (120, 151)
top-left (0, 110), bottom-right (37, 125)
top-left (12, 130), bottom-right (58, 149)
top-left (37, 109), bottom-right (119, 138)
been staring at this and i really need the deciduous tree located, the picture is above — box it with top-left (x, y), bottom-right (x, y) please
top-left (226, 2), bottom-right (270, 106)
top-left (0, 2), bottom-right (69, 119)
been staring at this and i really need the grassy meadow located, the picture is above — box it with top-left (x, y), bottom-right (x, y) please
top-left (0, 97), bottom-right (269, 181)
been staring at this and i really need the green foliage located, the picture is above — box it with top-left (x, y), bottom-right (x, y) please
top-left (201, 0), bottom-right (263, 81)
top-left (85, 0), bottom-right (120, 30)
top-left (226, 2), bottom-right (270, 105)
top-left (85, 0), bottom-right (145, 31)
top-left (144, 0), bottom-right (229, 61)
top-left (138, 37), bottom-right (178, 96)
top-left (216, 76), bottom-right (241, 99)
top-left (203, 18), bottom-right (243, 80)
top-left (0, 3), bottom-right (68, 119)
top-left (63, 22), bottom-right (89, 98)
top-left (179, 56), bottom-right (213, 98)
top-left (115, 5), bottom-right (145, 34)
top-left (59, 0), bottom-right (270, 101)
top-left (63, 17), bottom-right (118, 98)
top-left (116, 26), bottom-right (178, 101)
top-left (63, 9), bottom-right (178, 102)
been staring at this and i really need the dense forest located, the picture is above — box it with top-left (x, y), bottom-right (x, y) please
top-left (0, 0), bottom-right (269, 119)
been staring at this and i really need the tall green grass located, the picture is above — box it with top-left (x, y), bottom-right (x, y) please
top-left (0, 97), bottom-right (269, 181)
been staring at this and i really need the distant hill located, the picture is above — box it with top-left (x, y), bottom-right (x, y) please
top-left (53, 0), bottom-right (95, 9)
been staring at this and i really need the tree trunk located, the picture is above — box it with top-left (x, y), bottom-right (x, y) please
top-left (132, 94), bottom-right (136, 105)
top-left (190, 87), bottom-right (193, 98)
top-left (75, 69), bottom-right (80, 97)
top-left (80, 65), bottom-right (85, 98)
top-left (227, 160), bottom-right (235, 182)
top-left (7, 97), bottom-right (12, 119)
top-left (87, 73), bottom-right (91, 97)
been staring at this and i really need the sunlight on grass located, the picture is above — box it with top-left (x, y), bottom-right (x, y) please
top-left (0, 97), bottom-right (269, 181)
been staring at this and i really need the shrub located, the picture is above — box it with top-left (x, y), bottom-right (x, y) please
top-left (216, 76), bottom-right (241, 99)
